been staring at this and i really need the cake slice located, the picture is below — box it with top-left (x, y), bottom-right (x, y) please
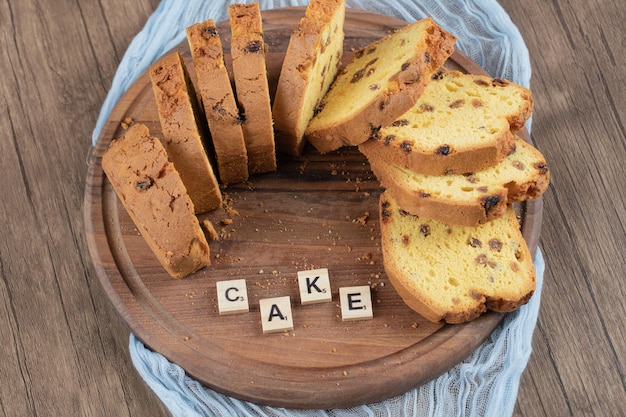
top-left (149, 51), bottom-right (222, 213)
top-left (186, 19), bottom-right (249, 185)
top-left (304, 17), bottom-right (456, 154)
top-left (272, 0), bottom-right (346, 156)
top-left (102, 123), bottom-right (211, 279)
top-left (360, 71), bottom-right (533, 175)
top-left (379, 191), bottom-right (535, 324)
top-left (362, 136), bottom-right (550, 226)
top-left (229, 2), bottom-right (277, 174)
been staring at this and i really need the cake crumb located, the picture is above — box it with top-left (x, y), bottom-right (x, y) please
top-left (202, 219), bottom-right (220, 241)
top-left (121, 117), bottom-right (133, 129)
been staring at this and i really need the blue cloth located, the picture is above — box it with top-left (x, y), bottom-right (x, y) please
top-left (92, 1), bottom-right (542, 415)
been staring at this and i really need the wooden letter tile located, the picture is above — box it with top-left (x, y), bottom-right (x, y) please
top-left (259, 296), bottom-right (294, 334)
top-left (297, 268), bottom-right (332, 305)
top-left (216, 279), bottom-right (249, 315)
top-left (339, 286), bottom-right (373, 321)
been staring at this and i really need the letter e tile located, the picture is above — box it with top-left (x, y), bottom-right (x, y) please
top-left (216, 279), bottom-right (249, 315)
top-left (339, 286), bottom-right (373, 321)
top-left (259, 296), bottom-right (294, 334)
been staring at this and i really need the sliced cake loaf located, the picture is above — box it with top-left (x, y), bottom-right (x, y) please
top-left (186, 19), bottom-right (249, 185)
top-left (272, 0), bottom-right (346, 156)
top-left (102, 124), bottom-right (211, 279)
top-left (149, 51), bottom-right (222, 213)
top-left (362, 136), bottom-right (550, 226)
top-left (304, 17), bottom-right (456, 154)
top-left (360, 71), bottom-right (534, 175)
top-left (229, 2), bottom-right (277, 174)
top-left (379, 191), bottom-right (535, 324)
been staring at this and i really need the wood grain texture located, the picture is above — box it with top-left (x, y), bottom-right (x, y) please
top-left (84, 9), bottom-right (540, 409)
top-left (1, 0), bottom-right (624, 416)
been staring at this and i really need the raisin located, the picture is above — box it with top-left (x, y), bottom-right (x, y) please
top-left (469, 237), bottom-right (482, 248)
top-left (492, 78), bottom-right (508, 87)
top-left (402, 235), bottom-right (410, 246)
top-left (481, 195), bottom-right (501, 214)
top-left (449, 99), bottom-right (465, 109)
top-left (534, 162), bottom-right (549, 174)
top-left (510, 262), bottom-right (520, 272)
top-left (368, 84), bottom-right (380, 90)
top-left (381, 209), bottom-right (391, 223)
top-left (432, 71), bottom-right (444, 80)
top-left (381, 201), bottom-right (390, 209)
top-left (465, 175), bottom-right (479, 184)
top-left (424, 52), bottom-right (431, 63)
top-left (245, 40), bottom-right (263, 53)
top-left (420, 224), bottom-right (431, 237)
top-left (477, 186), bottom-right (489, 193)
top-left (419, 104), bottom-right (434, 112)
top-left (418, 191), bottom-right (431, 198)
top-left (313, 103), bottom-right (324, 116)
top-left (369, 124), bottom-right (382, 140)
top-left (367, 47), bottom-right (376, 54)
top-left (351, 68), bottom-right (365, 83)
top-left (136, 179), bottom-right (153, 191)
top-left (383, 135), bottom-right (396, 145)
top-left (400, 141), bottom-right (412, 153)
top-left (354, 49), bottom-right (365, 59)
top-left (489, 238), bottom-right (503, 252)
top-left (366, 68), bottom-right (376, 77)
top-left (512, 160), bottom-right (525, 170)
top-left (398, 209), bottom-right (410, 216)
top-left (365, 58), bottom-right (378, 68)
top-left (436, 145), bottom-right (450, 155)
top-left (401, 62), bottom-right (410, 71)
top-left (203, 26), bottom-right (218, 38)
top-left (474, 79), bottom-right (490, 87)
top-left (472, 99), bottom-right (483, 108)
top-left (392, 119), bottom-right (409, 127)
top-left (475, 254), bottom-right (488, 265)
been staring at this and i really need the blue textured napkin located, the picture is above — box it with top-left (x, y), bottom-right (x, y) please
top-left (92, 1), bottom-right (544, 415)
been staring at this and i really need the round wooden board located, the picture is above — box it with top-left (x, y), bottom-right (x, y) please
top-left (84, 8), bottom-right (542, 409)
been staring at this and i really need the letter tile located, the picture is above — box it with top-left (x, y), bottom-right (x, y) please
top-left (339, 286), bottom-right (373, 321)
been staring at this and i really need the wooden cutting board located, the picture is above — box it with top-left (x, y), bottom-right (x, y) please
top-left (84, 7), bottom-right (542, 409)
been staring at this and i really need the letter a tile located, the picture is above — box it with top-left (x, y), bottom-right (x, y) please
top-left (339, 286), bottom-right (373, 321)
top-left (259, 296), bottom-right (294, 334)
top-left (297, 268), bottom-right (332, 305)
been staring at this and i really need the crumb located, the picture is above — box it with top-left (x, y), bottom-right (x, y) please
top-left (356, 212), bottom-right (370, 225)
top-left (411, 322), bottom-right (419, 329)
top-left (221, 218), bottom-right (233, 226)
top-left (202, 219), bottom-right (220, 241)
top-left (121, 117), bottom-right (133, 129)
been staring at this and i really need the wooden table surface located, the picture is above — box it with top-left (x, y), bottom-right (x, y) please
top-left (1, 0), bottom-right (623, 416)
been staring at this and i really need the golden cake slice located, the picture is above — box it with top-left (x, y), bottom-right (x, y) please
top-left (379, 191), bottom-right (535, 324)
top-left (102, 124), bottom-right (211, 279)
top-left (149, 51), bottom-right (222, 213)
top-left (186, 19), bottom-right (249, 185)
top-left (272, 0), bottom-right (346, 156)
top-left (360, 71), bottom-right (533, 175)
top-left (229, 2), bottom-right (277, 174)
top-left (305, 17), bottom-right (456, 154)
top-left (362, 136), bottom-right (550, 226)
